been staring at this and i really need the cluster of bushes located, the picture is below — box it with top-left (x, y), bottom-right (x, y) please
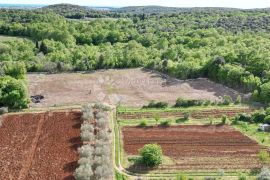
top-left (175, 95), bottom-right (240, 108)
top-left (0, 61), bottom-right (29, 110)
top-left (74, 103), bottom-right (113, 180)
top-left (142, 100), bottom-right (168, 109)
top-left (143, 95), bottom-right (240, 109)
top-left (234, 108), bottom-right (270, 124)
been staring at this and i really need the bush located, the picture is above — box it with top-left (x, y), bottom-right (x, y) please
top-left (176, 173), bottom-right (188, 180)
top-left (252, 111), bottom-right (266, 123)
top-left (139, 120), bottom-right (147, 126)
top-left (160, 120), bottom-right (171, 126)
top-left (221, 115), bottom-right (227, 124)
top-left (237, 113), bottom-right (252, 122)
top-left (266, 108), bottom-right (270, 115)
top-left (0, 76), bottom-right (29, 109)
top-left (238, 173), bottom-right (247, 180)
top-left (264, 115), bottom-right (270, 125)
top-left (258, 150), bottom-right (270, 163)
top-left (0, 107), bottom-right (8, 115)
top-left (183, 112), bottom-right (190, 120)
top-left (74, 164), bottom-right (93, 180)
top-left (80, 131), bottom-right (94, 142)
top-left (139, 144), bottom-right (162, 167)
top-left (235, 95), bottom-right (242, 104)
top-left (257, 167), bottom-right (270, 180)
top-left (175, 98), bottom-right (204, 107)
top-left (222, 95), bottom-right (233, 105)
top-left (143, 100), bottom-right (168, 108)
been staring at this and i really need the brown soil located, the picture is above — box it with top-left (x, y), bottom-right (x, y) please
top-left (122, 125), bottom-right (265, 171)
top-left (0, 111), bottom-right (82, 180)
top-left (118, 107), bottom-right (254, 119)
top-left (27, 68), bottom-right (243, 108)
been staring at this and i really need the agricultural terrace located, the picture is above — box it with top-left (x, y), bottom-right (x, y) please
top-left (122, 125), bottom-right (266, 172)
top-left (0, 110), bottom-right (82, 180)
top-left (27, 68), bottom-right (242, 108)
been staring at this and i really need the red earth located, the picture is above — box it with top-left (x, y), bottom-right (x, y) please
top-left (122, 125), bottom-right (265, 171)
top-left (0, 111), bottom-right (82, 180)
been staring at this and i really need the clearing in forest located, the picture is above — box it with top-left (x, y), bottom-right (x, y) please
top-left (28, 68), bottom-right (242, 108)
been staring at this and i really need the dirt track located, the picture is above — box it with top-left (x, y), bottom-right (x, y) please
top-left (27, 68), bottom-right (242, 108)
top-left (122, 125), bottom-right (265, 171)
top-left (0, 111), bottom-right (81, 180)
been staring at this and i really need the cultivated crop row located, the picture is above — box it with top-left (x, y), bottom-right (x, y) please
top-left (74, 103), bottom-right (113, 180)
top-left (118, 107), bottom-right (254, 119)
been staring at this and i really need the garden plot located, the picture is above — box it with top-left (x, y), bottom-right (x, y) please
top-left (0, 111), bottom-right (81, 180)
top-left (122, 125), bottom-right (266, 172)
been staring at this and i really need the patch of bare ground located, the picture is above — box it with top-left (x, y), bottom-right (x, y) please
top-left (0, 111), bottom-right (82, 180)
top-left (27, 68), bottom-right (243, 108)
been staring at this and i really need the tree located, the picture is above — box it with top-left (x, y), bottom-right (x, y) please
top-left (259, 82), bottom-right (270, 103)
top-left (0, 76), bottom-right (29, 109)
top-left (139, 144), bottom-right (162, 167)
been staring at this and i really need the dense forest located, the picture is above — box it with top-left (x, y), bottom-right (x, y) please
top-left (1, 4), bottom-right (270, 108)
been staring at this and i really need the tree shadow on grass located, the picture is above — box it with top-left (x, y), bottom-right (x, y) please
top-left (126, 156), bottom-right (158, 174)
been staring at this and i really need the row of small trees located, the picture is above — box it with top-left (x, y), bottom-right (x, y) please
top-left (74, 103), bottom-right (113, 180)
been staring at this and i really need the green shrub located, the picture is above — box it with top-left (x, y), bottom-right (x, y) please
top-left (221, 115), bottom-right (227, 124)
top-left (237, 113), bottom-right (252, 122)
top-left (235, 95), bottom-right (242, 104)
top-left (238, 173), bottom-right (247, 180)
top-left (139, 144), bottom-right (162, 167)
top-left (252, 110), bottom-right (266, 123)
top-left (160, 120), bottom-right (171, 126)
top-left (183, 112), bottom-right (190, 120)
top-left (143, 100), bottom-right (168, 108)
top-left (176, 173), bottom-right (188, 180)
top-left (154, 114), bottom-right (160, 125)
top-left (264, 115), bottom-right (270, 124)
top-left (175, 98), bottom-right (204, 107)
top-left (115, 171), bottom-right (127, 180)
top-left (258, 150), bottom-right (270, 163)
top-left (266, 108), bottom-right (270, 115)
top-left (0, 76), bottom-right (29, 109)
top-left (139, 120), bottom-right (147, 126)
top-left (222, 95), bottom-right (233, 105)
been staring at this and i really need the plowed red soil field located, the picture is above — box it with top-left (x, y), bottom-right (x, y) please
top-left (122, 125), bottom-right (265, 171)
top-left (118, 107), bottom-right (254, 119)
top-left (0, 111), bottom-right (82, 180)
